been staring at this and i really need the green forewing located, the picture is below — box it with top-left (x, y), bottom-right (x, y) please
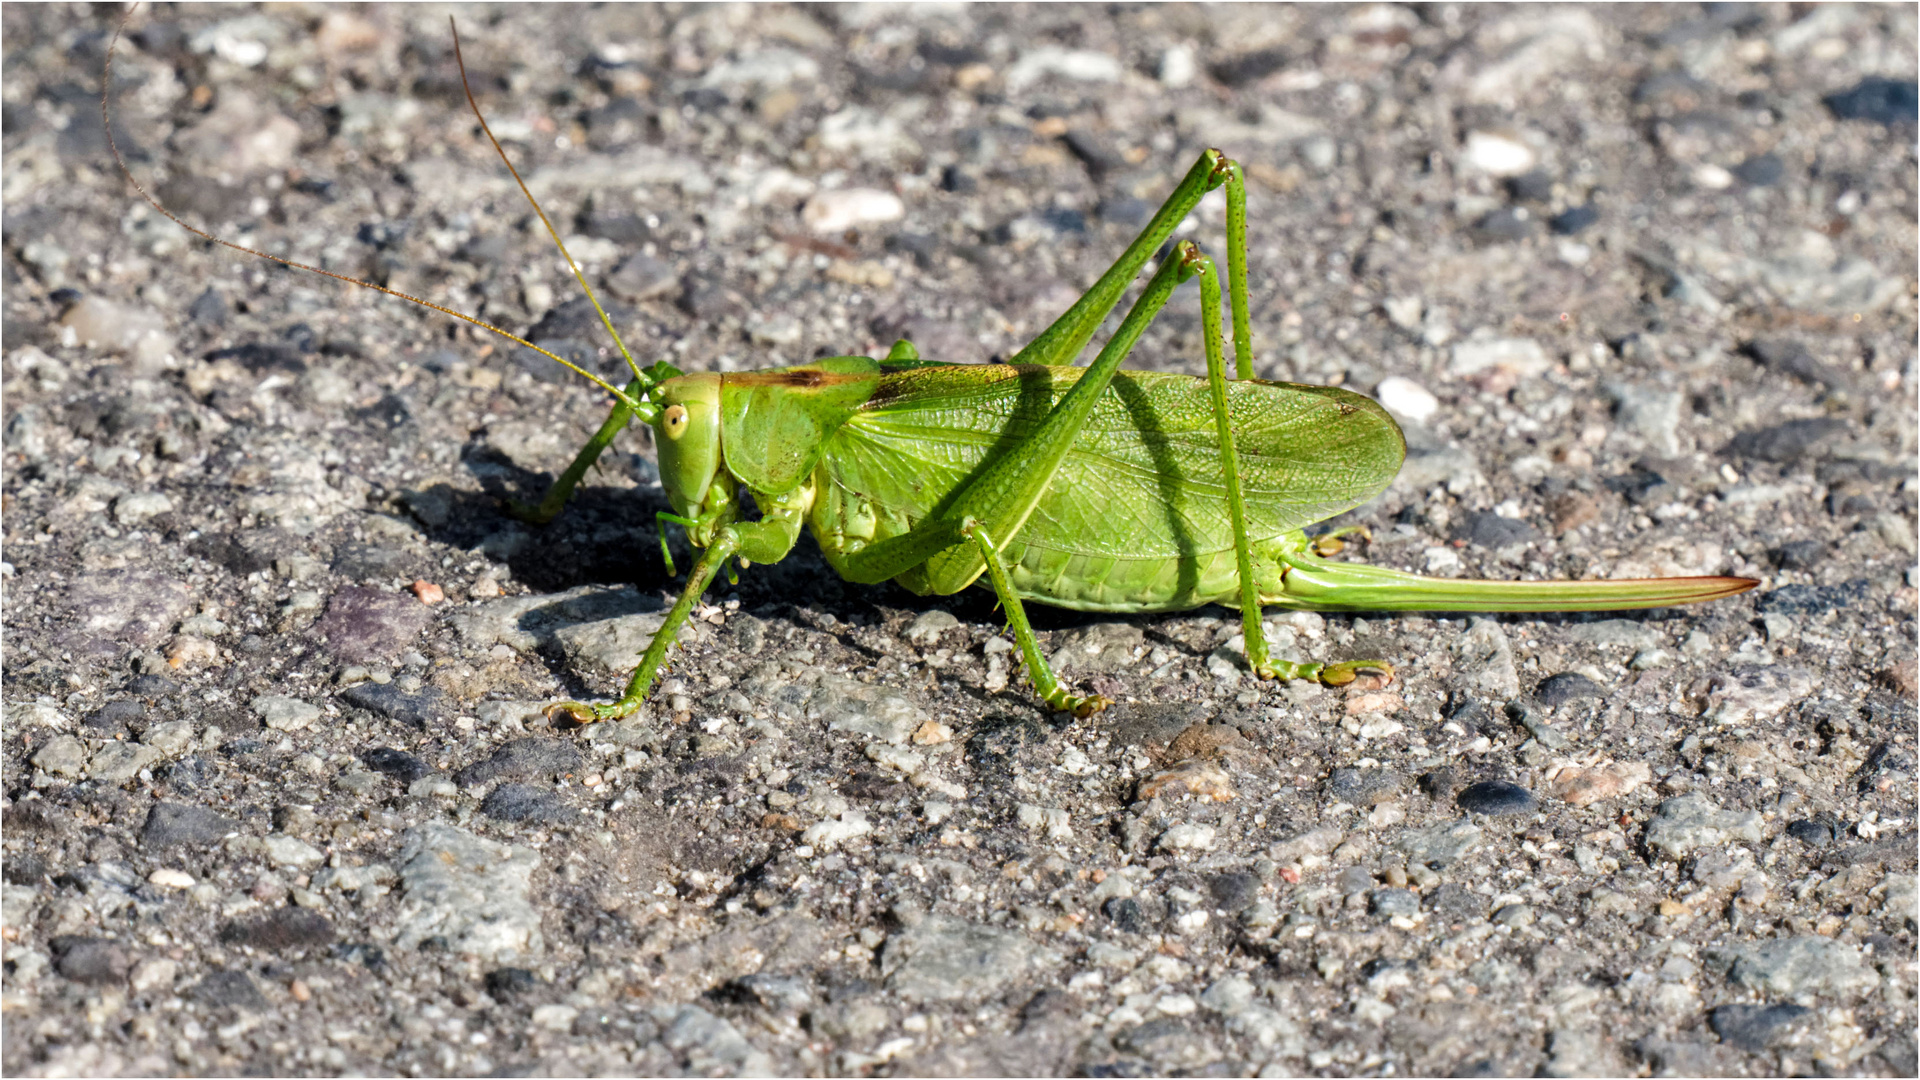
top-left (821, 364), bottom-right (1405, 562)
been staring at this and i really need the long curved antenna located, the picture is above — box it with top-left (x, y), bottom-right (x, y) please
top-left (449, 17), bottom-right (645, 387)
top-left (98, 3), bottom-right (640, 410)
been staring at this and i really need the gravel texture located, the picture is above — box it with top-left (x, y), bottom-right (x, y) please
top-left (3, 3), bottom-right (1917, 1077)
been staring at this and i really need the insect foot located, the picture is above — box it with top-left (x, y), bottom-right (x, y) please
top-left (1253, 657), bottom-right (1396, 688)
top-left (1042, 689), bottom-right (1114, 719)
top-left (1313, 659), bottom-right (1395, 688)
top-left (542, 700), bottom-right (627, 725)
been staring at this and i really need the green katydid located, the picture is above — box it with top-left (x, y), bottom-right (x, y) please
top-left (104, 13), bottom-right (1757, 724)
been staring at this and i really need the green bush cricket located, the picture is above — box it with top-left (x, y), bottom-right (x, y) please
top-left (104, 12), bottom-right (1757, 724)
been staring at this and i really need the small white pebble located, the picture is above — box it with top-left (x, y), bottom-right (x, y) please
top-left (1463, 129), bottom-right (1536, 177)
top-left (802, 189), bottom-right (904, 234)
top-left (1374, 376), bottom-right (1439, 423)
top-left (1693, 163), bottom-right (1734, 190)
top-left (1158, 44), bottom-right (1197, 87)
top-left (148, 868), bottom-right (194, 890)
top-left (1157, 993), bottom-right (1199, 1016)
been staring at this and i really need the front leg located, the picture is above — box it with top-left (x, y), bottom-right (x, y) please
top-left (546, 491), bottom-right (806, 724)
top-left (507, 377), bottom-right (644, 525)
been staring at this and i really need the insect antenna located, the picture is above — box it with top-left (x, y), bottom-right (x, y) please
top-left (98, 3), bottom-right (645, 411)
top-left (448, 18), bottom-right (658, 395)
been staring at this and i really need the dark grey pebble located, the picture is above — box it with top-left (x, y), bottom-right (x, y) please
top-left (1535, 672), bottom-right (1606, 707)
top-left (334, 943), bottom-right (385, 971)
top-left (1732, 153), bottom-right (1784, 187)
top-left (186, 287), bottom-right (227, 326)
top-left (1445, 697), bottom-right (1497, 733)
top-left (485, 967), bottom-right (544, 999)
top-left (1371, 888), bottom-right (1421, 917)
top-left (186, 532), bottom-right (279, 577)
top-left (1603, 464), bottom-right (1673, 506)
top-left (220, 737), bottom-right (264, 757)
top-left (1022, 988), bottom-right (1076, 1025)
top-left (1456, 781), bottom-right (1537, 815)
top-left (607, 252), bottom-right (678, 303)
top-left (84, 699), bottom-right (146, 735)
top-left (190, 970), bottom-right (269, 1010)
top-left (1755, 578), bottom-right (1870, 615)
top-left (1337, 865), bottom-right (1375, 895)
top-left (1209, 45), bottom-right (1289, 88)
top-left (1771, 539), bottom-right (1825, 570)
top-left (1103, 702), bottom-right (1207, 750)
top-left (1204, 870), bottom-right (1259, 914)
top-left (1425, 882), bottom-right (1483, 921)
top-left (218, 907), bottom-right (335, 951)
top-left (1468, 207), bottom-right (1535, 244)
top-left (311, 586), bottom-right (431, 665)
top-left (1784, 818), bottom-right (1832, 847)
top-left (1854, 741), bottom-right (1912, 796)
top-left (339, 683), bottom-right (448, 730)
top-left (1453, 511), bottom-right (1541, 549)
top-left (1726, 418), bottom-right (1848, 463)
top-left (1504, 169), bottom-right (1554, 203)
top-left (207, 342), bottom-right (305, 375)
top-left (1104, 897), bottom-right (1146, 933)
top-left (1877, 1035), bottom-right (1920, 1076)
top-left (1549, 204), bottom-right (1599, 235)
top-left (1360, 958), bottom-right (1419, 986)
top-left (127, 673), bottom-right (178, 699)
top-left (157, 755), bottom-right (216, 790)
top-left (1824, 77), bottom-right (1918, 126)
top-left (141, 801), bottom-right (238, 849)
top-left (361, 746), bottom-right (431, 782)
top-left (454, 737), bottom-right (585, 787)
top-left (1116, 1017), bottom-right (1194, 1059)
top-left (1746, 339), bottom-right (1842, 388)
top-left (1064, 128), bottom-right (1125, 174)
top-left (50, 935), bottom-right (129, 985)
top-left (349, 394), bottom-right (412, 431)
top-left (480, 782), bottom-right (575, 823)
top-left (1419, 768), bottom-right (1457, 799)
top-left (4, 853), bottom-right (48, 884)
top-left (1326, 766), bottom-right (1405, 806)
top-left (1710, 1002), bottom-right (1811, 1052)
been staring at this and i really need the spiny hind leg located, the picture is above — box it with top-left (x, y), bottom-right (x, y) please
top-left (962, 519), bottom-right (1109, 717)
top-left (1189, 175), bottom-right (1393, 690)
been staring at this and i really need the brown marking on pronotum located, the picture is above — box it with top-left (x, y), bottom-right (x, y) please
top-left (726, 368), bottom-right (869, 389)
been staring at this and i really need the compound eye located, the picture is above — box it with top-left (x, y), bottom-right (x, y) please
top-left (662, 404), bottom-right (689, 440)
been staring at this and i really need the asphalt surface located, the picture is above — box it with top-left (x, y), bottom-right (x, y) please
top-left (2, 3), bottom-right (1916, 1077)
